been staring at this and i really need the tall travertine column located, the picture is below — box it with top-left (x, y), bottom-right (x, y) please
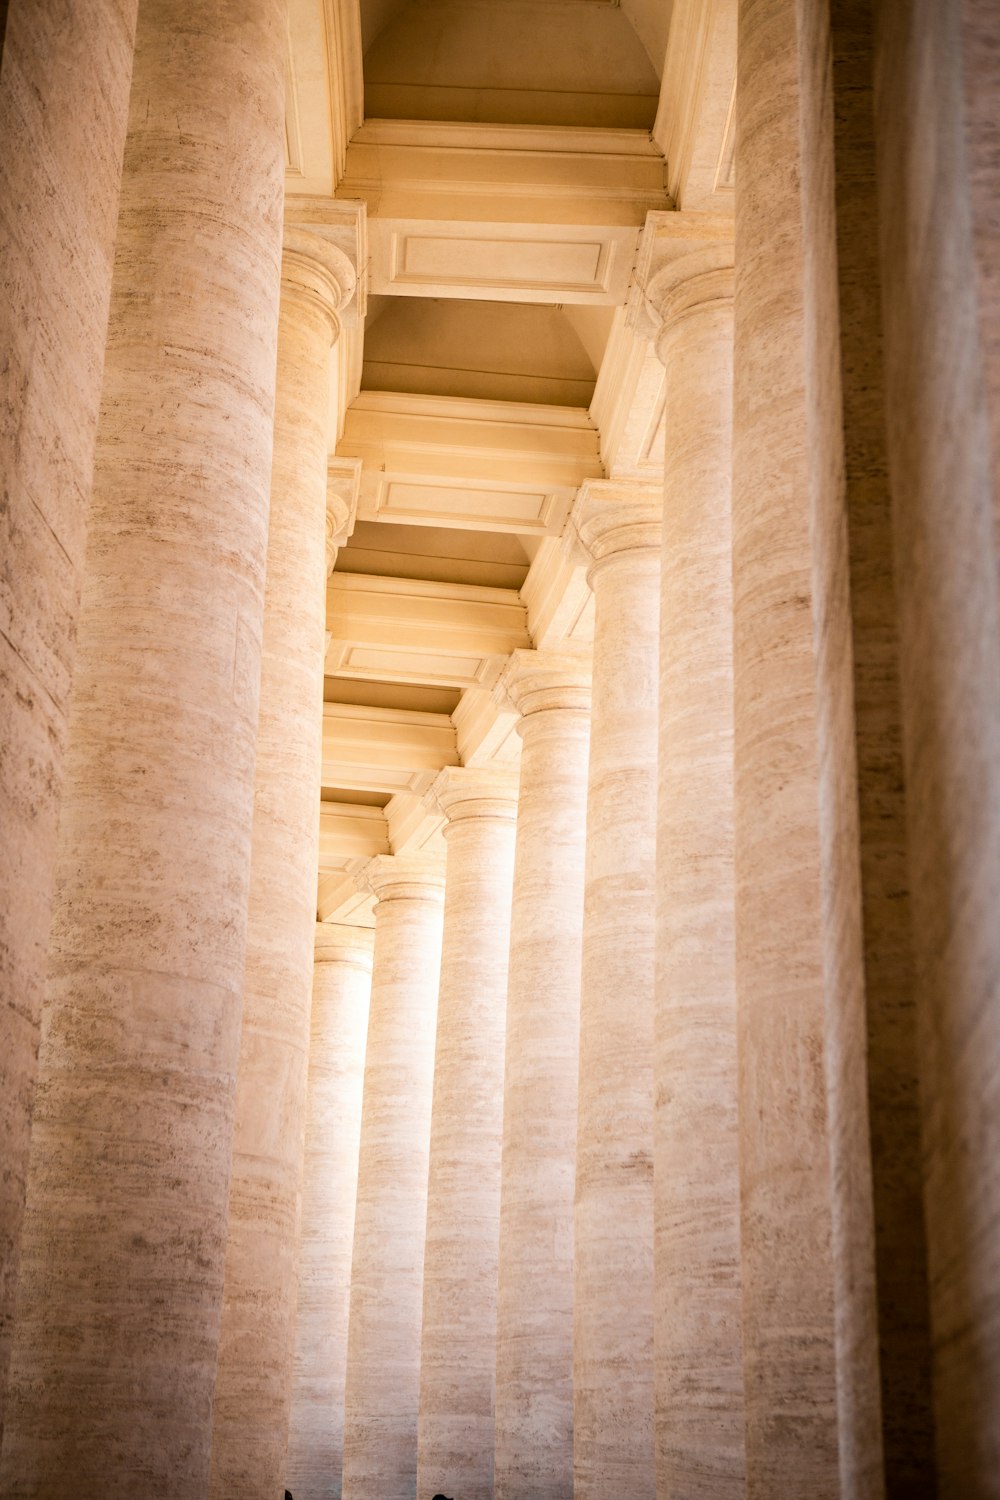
top-left (0, 1), bottom-right (286, 1493)
top-left (210, 230), bottom-right (357, 1500)
top-left (571, 480), bottom-right (660, 1500)
top-left (733, 1), bottom-right (856, 1493)
top-left (874, 0), bottom-right (1000, 1489)
top-left (342, 855), bottom-right (446, 1500)
top-left (646, 228), bottom-right (746, 1500)
top-left (0, 0), bottom-right (137, 1424)
top-left (287, 924), bottom-right (374, 1500)
top-left (417, 767), bottom-right (519, 1500)
top-left (493, 650), bottom-right (591, 1500)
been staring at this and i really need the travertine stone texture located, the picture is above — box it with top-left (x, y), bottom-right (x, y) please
top-left (874, 0), bottom-right (1000, 1490)
top-left (733, 1), bottom-right (843, 1492)
top-left (417, 767), bottom-right (520, 1500)
top-left (287, 925), bottom-right (375, 1500)
top-left (570, 482), bottom-right (660, 1500)
top-left (493, 650), bottom-right (591, 1500)
top-left (0, 1), bottom-right (286, 1493)
top-left (210, 231), bottom-right (356, 1500)
top-left (342, 856), bottom-right (446, 1500)
top-left (0, 0), bottom-right (137, 1426)
top-left (648, 252), bottom-right (746, 1500)
top-left (813, 8), bottom-right (934, 1493)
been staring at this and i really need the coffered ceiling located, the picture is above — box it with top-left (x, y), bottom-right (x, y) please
top-left (284, 0), bottom-right (737, 922)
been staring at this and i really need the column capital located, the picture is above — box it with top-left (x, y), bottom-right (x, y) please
top-left (569, 479), bottom-right (662, 579)
top-left (426, 765), bottom-right (520, 826)
top-left (315, 921), bottom-right (375, 967)
top-left (495, 647), bottom-right (592, 720)
top-left (356, 852), bottom-right (446, 906)
top-left (632, 211), bottom-right (734, 363)
top-left (281, 226), bottom-right (358, 339)
top-left (326, 457), bottom-right (363, 574)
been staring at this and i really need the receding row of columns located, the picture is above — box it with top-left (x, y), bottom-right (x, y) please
top-left (2, 0), bottom-right (1000, 1496)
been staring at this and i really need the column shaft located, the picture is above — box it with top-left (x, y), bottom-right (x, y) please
top-left (650, 255), bottom-right (745, 1500)
top-left (494, 653), bottom-right (590, 1500)
top-left (342, 857), bottom-right (445, 1500)
top-left (874, 0), bottom-right (1000, 1490)
top-left (733, 0), bottom-right (873, 1493)
top-left (0, 1), bottom-right (286, 1492)
top-left (572, 485), bottom-right (660, 1500)
top-left (418, 769), bottom-right (519, 1500)
top-left (0, 0), bottom-right (136, 1424)
top-left (210, 232), bottom-right (355, 1500)
top-left (287, 925), bottom-right (374, 1500)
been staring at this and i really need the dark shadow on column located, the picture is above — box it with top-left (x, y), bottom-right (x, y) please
top-left (830, 3), bottom-right (938, 1492)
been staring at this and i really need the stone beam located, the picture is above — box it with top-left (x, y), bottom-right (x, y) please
top-left (326, 573), bottom-right (531, 689)
top-left (322, 703), bottom-right (459, 795)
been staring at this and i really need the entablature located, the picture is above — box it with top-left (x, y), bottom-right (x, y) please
top-left (339, 392), bottom-right (602, 536)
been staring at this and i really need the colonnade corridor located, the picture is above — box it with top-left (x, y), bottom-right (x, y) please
top-left (1, 1), bottom-right (999, 1497)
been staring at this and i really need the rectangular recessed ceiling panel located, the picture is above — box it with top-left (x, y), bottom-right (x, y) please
top-left (369, 479), bottom-right (561, 533)
top-left (390, 232), bottom-right (612, 296)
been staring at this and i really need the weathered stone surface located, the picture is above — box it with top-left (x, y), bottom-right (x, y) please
top-left (417, 767), bottom-right (519, 1500)
top-left (649, 246), bottom-right (746, 1500)
top-left (875, 0), bottom-right (1000, 1491)
top-left (732, 1), bottom-right (838, 1491)
top-left (209, 230), bottom-right (356, 1500)
top-left (342, 855), bottom-right (445, 1500)
top-left (0, 0), bottom-right (137, 1430)
top-left (570, 480), bottom-right (660, 1500)
top-left (494, 650), bottom-right (590, 1500)
top-left (287, 925), bottom-right (374, 1500)
top-left (0, 1), bottom-right (286, 1492)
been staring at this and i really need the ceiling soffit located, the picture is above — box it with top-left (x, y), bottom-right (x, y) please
top-left (292, 0), bottom-right (738, 919)
top-left (338, 393), bottom-right (602, 539)
top-left (360, 0), bottom-right (660, 129)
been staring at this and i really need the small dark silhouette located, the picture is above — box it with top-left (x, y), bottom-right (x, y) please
top-left (285, 1491), bottom-right (294, 1499)
top-left (431, 1493), bottom-right (453, 1499)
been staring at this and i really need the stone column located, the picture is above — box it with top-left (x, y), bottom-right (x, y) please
top-left (732, 1), bottom-right (851, 1493)
top-left (286, 924), bottom-right (374, 1500)
top-left (342, 855), bottom-right (446, 1500)
top-left (0, 1), bottom-right (287, 1494)
top-left (645, 231), bottom-right (746, 1500)
top-left (417, 767), bottom-right (519, 1500)
top-left (493, 650), bottom-right (591, 1500)
top-left (0, 0), bottom-right (137, 1425)
top-left (570, 480), bottom-right (660, 1500)
top-left (874, 2), bottom-right (1000, 1491)
top-left (209, 230), bottom-right (357, 1500)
